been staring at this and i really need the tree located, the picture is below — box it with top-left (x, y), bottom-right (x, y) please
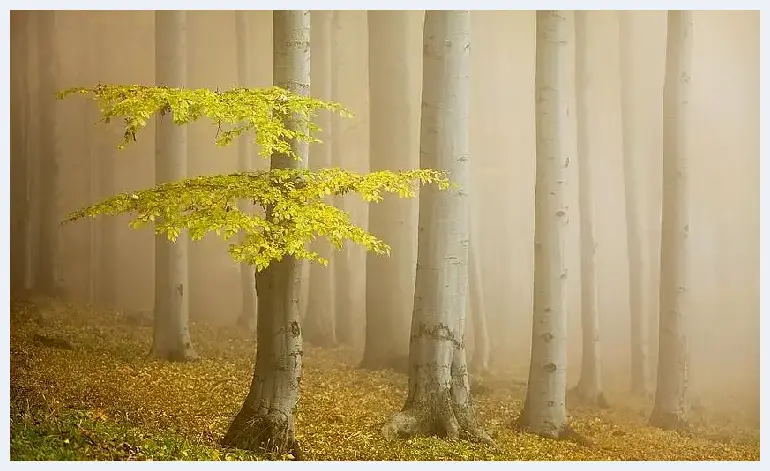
top-left (304, 10), bottom-right (337, 347)
top-left (36, 10), bottom-right (61, 296)
top-left (384, 10), bottom-right (490, 444)
top-left (619, 11), bottom-right (653, 398)
top-left (517, 10), bottom-right (575, 439)
top-left (569, 10), bottom-right (608, 409)
top-left (649, 10), bottom-right (694, 431)
top-left (59, 21), bottom-right (447, 463)
top-left (330, 10), bottom-right (355, 346)
top-left (468, 228), bottom-right (490, 374)
top-left (152, 11), bottom-right (198, 362)
top-left (234, 10), bottom-right (258, 332)
top-left (361, 10), bottom-right (421, 371)
top-left (10, 11), bottom-right (31, 294)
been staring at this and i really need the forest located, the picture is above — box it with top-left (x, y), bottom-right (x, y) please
top-left (8, 10), bottom-right (759, 462)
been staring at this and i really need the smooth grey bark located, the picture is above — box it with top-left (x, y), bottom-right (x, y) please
top-left (361, 10), bottom-right (420, 371)
top-left (650, 10), bottom-right (694, 431)
top-left (222, 10), bottom-right (310, 458)
top-left (234, 11), bottom-right (258, 333)
top-left (384, 11), bottom-right (490, 444)
top-left (619, 11), bottom-right (653, 398)
top-left (468, 231), bottom-right (490, 375)
top-left (570, 11), bottom-right (608, 409)
top-left (36, 11), bottom-right (62, 296)
top-left (152, 11), bottom-right (198, 362)
top-left (518, 10), bottom-right (575, 439)
top-left (304, 10), bottom-right (337, 347)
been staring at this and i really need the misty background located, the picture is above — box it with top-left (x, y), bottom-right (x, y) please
top-left (9, 10), bottom-right (758, 417)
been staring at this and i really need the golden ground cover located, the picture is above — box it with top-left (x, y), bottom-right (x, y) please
top-left (10, 297), bottom-right (759, 461)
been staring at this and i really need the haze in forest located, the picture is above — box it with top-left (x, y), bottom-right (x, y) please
top-left (10, 8), bottom-right (759, 442)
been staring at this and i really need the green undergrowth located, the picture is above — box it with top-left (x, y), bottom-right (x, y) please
top-left (10, 296), bottom-right (760, 461)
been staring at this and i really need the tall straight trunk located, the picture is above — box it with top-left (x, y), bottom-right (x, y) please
top-left (331, 12), bottom-right (355, 346)
top-left (234, 10), bottom-right (258, 333)
top-left (223, 10), bottom-right (310, 458)
top-left (152, 11), bottom-right (197, 362)
top-left (36, 11), bottom-right (61, 296)
top-left (86, 16), bottom-right (99, 305)
top-left (619, 11), bottom-right (653, 398)
top-left (518, 10), bottom-right (575, 439)
top-left (385, 11), bottom-right (490, 444)
top-left (570, 11), bottom-right (607, 409)
top-left (468, 227), bottom-right (490, 375)
top-left (304, 10), bottom-right (337, 347)
top-left (10, 12), bottom-right (30, 294)
top-left (361, 10), bottom-right (420, 371)
top-left (650, 10), bottom-right (694, 431)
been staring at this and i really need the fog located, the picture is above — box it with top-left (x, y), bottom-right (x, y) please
top-left (10, 9), bottom-right (758, 427)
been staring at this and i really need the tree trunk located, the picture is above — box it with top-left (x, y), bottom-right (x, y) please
top-left (569, 11), bottom-right (608, 409)
top-left (517, 10), bottom-right (575, 439)
top-left (234, 10), bottom-right (258, 333)
top-left (468, 229), bottom-right (490, 375)
top-left (619, 11), bottom-right (653, 399)
top-left (152, 10), bottom-right (198, 362)
top-left (86, 15), bottom-right (99, 306)
top-left (304, 10), bottom-right (337, 348)
top-left (222, 10), bottom-right (310, 458)
top-left (649, 10), bottom-right (693, 431)
top-left (36, 11), bottom-right (62, 296)
top-left (331, 12), bottom-right (355, 346)
top-left (384, 11), bottom-right (490, 444)
top-left (10, 12), bottom-right (30, 295)
top-left (360, 10), bottom-right (421, 371)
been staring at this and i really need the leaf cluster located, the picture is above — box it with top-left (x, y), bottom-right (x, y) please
top-left (65, 168), bottom-right (450, 271)
top-left (56, 84), bottom-right (351, 156)
top-left (58, 84), bottom-right (450, 269)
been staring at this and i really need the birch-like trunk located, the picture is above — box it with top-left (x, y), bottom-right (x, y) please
top-left (570, 10), bottom-right (607, 409)
top-left (152, 11), bottom-right (198, 362)
top-left (234, 11), bottom-right (258, 333)
top-left (304, 10), bottom-right (337, 347)
top-left (36, 11), bottom-right (62, 296)
top-left (360, 10), bottom-right (420, 371)
top-left (384, 11), bottom-right (490, 444)
top-left (468, 228), bottom-right (490, 375)
top-left (223, 10), bottom-right (310, 458)
top-left (517, 10), bottom-right (575, 439)
top-left (649, 10), bottom-right (693, 431)
top-left (619, 11), bottom-right (653, 398)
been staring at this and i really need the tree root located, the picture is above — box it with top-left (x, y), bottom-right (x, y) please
top-left (222, 406), bottom-right (303, 460)
top-left (151, 344), bottom-right (199, 363)
top-left (649, 408), bottom-right (690, 431)
top-left (567, 385), bottom-right (610, 409)
top-left (514, 415), bottom-right (592, 445)
top-left (383, 403), bottom-right (495, 447)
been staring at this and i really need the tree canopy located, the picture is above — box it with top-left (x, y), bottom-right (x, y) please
top-left (58, 84), bottom-right (450, 270)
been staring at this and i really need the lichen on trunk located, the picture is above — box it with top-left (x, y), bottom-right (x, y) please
top-left (384, 322), bottom-right (492, 444)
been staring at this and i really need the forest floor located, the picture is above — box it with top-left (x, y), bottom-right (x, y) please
top-left (10, 297), bottom-right (760, 461)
